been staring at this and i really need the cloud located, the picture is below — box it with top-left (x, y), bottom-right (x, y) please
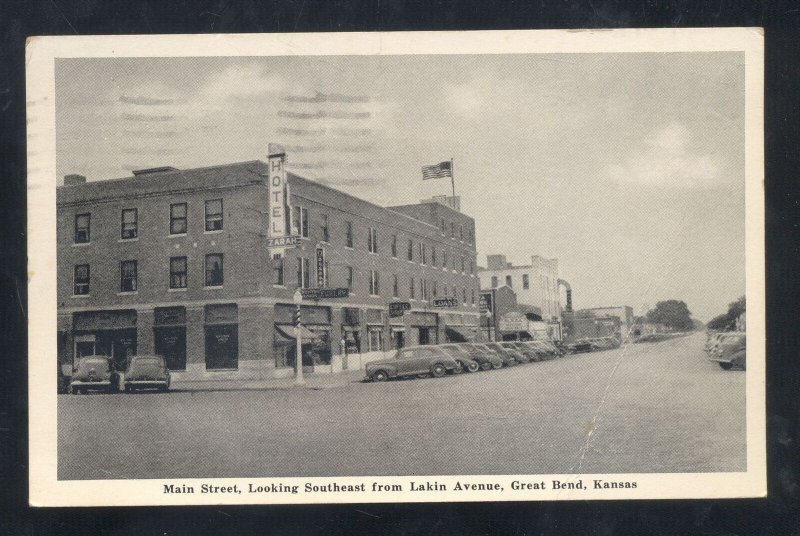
top-left (605, 123), bottom-right (721, 188)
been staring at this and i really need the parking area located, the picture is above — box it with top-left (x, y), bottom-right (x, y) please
top-left (58, 332), bottom-right (746, 480)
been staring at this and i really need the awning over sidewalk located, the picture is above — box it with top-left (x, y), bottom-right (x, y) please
top-left (275, 324), bottom-right (320, 342)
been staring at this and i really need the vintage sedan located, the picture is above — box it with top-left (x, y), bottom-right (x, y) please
top-left (69, 355), bottom-right (119, 394)
top-left (365, 346), bottom-right (460, 381)
top-left (500, 341), bottom-right (541, 362)
top-left (124, 354), bottom-right (171, 392)
top-left (710, 333), bottom-right (746, 370)
top-left (486, 342), bottom-right (529, 364)
top-left (472, 343), bottom-right (516, 366)
top-left (454, 343), bottom-right (504, 370)
top-left (438, 345), bottom-right (481, 373)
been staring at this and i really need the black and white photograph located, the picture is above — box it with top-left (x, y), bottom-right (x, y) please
top-left (26, 29), bottom-right (765, 506)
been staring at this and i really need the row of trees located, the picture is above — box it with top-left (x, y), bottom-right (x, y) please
top-left (706, 296), bottom-right (746, 331)
top-left (643, 300), bottom-right (696, 331)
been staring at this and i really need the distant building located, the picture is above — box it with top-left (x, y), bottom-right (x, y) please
top-left (563, 305), bottom-right (635, 342)
top-left (478, 254), bottom-right (561, 323)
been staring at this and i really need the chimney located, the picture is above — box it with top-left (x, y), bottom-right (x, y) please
top-left (486, 254), bottom-right (507, 270)
top-left (63, 174), bottom-right (86, 186)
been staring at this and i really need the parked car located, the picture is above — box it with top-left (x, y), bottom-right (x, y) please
top-left (710, 333), bottom-right (746, 370)
top-left (476, 343), bottom-right (518, 366)
top-left (500, 341), bottom-right (541, 362)
top-left (57, 361), bottom-right (70, 394)
top-left (521, 340), bottom-right (559, 359)
top-left (564, 339), bottom-right (593, 354)
top-left (438, 345), bottom-right (481, 373)
top-left (365, 345), bottom-right (460, 381)
top-left (486, 342), bottom-right (528, 364)
top-left (69, 356), bottom-right (119, 394)
top-left (455, 343), bottom-right (504, 370)
top-left (124, 354), bottom-right (171, 392)
top-left (588, 337), bottom-right (621, 351)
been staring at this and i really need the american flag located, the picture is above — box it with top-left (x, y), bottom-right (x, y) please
top-left (422, 161), bottom-right (452, 180)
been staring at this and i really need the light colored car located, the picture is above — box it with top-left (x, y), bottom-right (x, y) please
top-left (124, 355), bottom-right (171, 392)
top-left (70, 356), bottom-right (119, 394)
top-left (438, 345), bottom-right (481, 373)
top-left (365, 346), bottom-right (460, 382)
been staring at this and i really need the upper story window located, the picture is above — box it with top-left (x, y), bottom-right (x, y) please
top-left (368, 227), bottom-right (378, 254)
top-left (443, 249), bottom-right (448, 268)
top-left (450, 222), bottom-right (455, 238)
top-left (392, 274), bottom-right (399, 298)
top-left (121, 208), bottom-right (138, 239)
top-left (205, 253), bottom-right (224, 287)
top-left (73, 264), bottom-right (89, 295)
top-left (440, 217), bottom-right (446, 234)
top-left (505, 275), bottom-right (513, 288)
top-left (296, 257), bottom-right (310, 289)
top-left (491, 276), bottom-right (498, 288)
top-left (293, 206), bottom-right (309, 238)
top-left (272, 254), bottom-right (284, 285)
top-left (432, 280), bottom-right (438, 298)
top-left (409, 278), bottom-right (415, 299)
top-left (468, 227), bottom-right (474, 244)
top-left (461, 256), bottom-right (466, 273)
top-left (170, 256), bottom-right (188, 289)
top-left (346, 266), bottom-right (354, 291)
top-left (345, 221), bottom-right (354, 248)
top-left (462, 287), bottom-right (467, 304)
top-left (321, 214), bottom-right (329, 242)
top-left (471, 288), bottom-right (476, 304)
top-left (170, 203), bottom-right (187, 235)
top-left (431, 247), bottom-right (437, 266)
top-left (459, 224), bottom-right (464, 241)
top-left (421, 279), bottom-right (428, 301)
top-left (205, 199), bottom-right (223, 231)
top-left (522, 274), bottom-right (530, 290)
top-left (120, 260), bottom-right (138, 292)
top-left (469, 260), bottom-right (474, 275)
top-left (391, 235), bottom-right (397, 257)
top-left (420, 243), bottom-right (427, 265)
top-left (74, 213), bottom-right (90, 243)
top-left (407, 239), bottom-right (414, 261)
top-left (369, 270), bottom-right (380, 296)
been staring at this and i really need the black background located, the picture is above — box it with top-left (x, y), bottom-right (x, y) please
top-left (1, 1), bottom-right (799, 533)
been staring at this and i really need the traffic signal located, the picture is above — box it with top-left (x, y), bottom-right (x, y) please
top-left (293, 307), bottom-right (301, 326)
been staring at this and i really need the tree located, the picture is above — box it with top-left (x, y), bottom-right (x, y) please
top-left (645, 300), bottom-right (694, 331)
top-left (706, 313), bottom-right (731, 331)
top-left (707, 296), bottom-right (746, 331)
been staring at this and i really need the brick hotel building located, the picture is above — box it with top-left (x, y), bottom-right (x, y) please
top-left (57, 158), bottom-right (481, 380)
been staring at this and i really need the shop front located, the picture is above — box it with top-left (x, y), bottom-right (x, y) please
top-left (72, 310), bottom-right (138, 371)
top-left (154, 306), bottom-right (187, 371)
top-left (340, 307), bottom-right (361, 368)
top-left (407, 311), bottom-right (438, 346)
top-left (204, 304), bottom-right (239, 370)
top-left (273, 304), bottom-right (332, 372)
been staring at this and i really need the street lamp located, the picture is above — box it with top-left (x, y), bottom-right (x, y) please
top-left (293, 287), bottom-right (305, 385)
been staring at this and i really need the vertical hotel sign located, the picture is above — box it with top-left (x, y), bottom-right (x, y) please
top-left (268, 144), bottom-right (289, 256)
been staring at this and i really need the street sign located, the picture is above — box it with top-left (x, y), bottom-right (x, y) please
top-left (499, 311), bottom-right (528, 332)
top-left (479, 292), bottom-right (493, 315)
top-left (431, 297), bottom-right (458, 308)
top-left (300, 287), bottom-right (349, 300)
top-left (388, 302), bottom-right (411, 317)
top-left (267, 236), bottom-right (300, 248)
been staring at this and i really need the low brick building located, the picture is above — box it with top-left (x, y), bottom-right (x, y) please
top-left (57, 157), bottom-right (482, 380)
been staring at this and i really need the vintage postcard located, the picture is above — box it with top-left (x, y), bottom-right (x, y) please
top-left (27, 28), bottom-right (765, 506)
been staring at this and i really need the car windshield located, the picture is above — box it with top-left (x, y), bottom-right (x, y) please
top-left (76, 358), bottom-right (110, 371)
top-left (129, 357), bottom-right (163, 369)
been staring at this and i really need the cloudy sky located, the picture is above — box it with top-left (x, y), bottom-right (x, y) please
top-left (55, 52), bottom-right (745, 321)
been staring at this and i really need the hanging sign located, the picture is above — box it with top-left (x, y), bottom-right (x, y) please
top-left (268, 145), bottom-right (290, 255)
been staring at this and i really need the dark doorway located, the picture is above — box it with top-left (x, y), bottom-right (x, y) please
top-left (155, 326), bottom-right (187, 370)
top-left (205, 324), bottom-right (238, 370)
top-left (418, 327), bottom-right (431, 345)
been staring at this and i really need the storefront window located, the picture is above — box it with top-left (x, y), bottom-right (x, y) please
top-left (368, 328), bottom-right (383, 352)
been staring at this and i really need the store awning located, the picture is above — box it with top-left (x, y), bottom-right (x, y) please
top-left (275, 324), bottom-right (320, 342)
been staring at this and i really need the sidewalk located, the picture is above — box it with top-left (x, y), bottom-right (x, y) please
top-left (171, 369), bottom-right (367, 392)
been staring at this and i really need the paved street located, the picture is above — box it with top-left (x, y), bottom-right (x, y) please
top-left (58, 332), bottom-right (746, 480)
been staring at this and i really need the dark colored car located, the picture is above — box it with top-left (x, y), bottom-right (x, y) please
top-left (473, 343), bottom-right (516, 366)
top-left (70, 356), bottom-right (119, 394)
top-left (365, 345), bottom-right (460, 381)
top-left (455, 343), bottom-right (504, 370)
top-left (500, 341), bottom-right (541, 362)
top-left (124, 355), bottom-right (171, 392)
top-left (564, 339), bottom-right (593, 354)
top-left (710, 333), bottom-right (746, 370)
top-left (520, 340), bottom-right (558, 359)
top-left (437, 345), bottom-right (481, 373)
top-left (487, 342), bottom-right (529, 364)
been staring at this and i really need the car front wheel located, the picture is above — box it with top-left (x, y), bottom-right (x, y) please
top-left (372, 370), bottom-right (390, 382)
top-left (480, 362), bottom-right (492, 371)
top-left (430, 363), bottom-right (447, 378)
top-left (719, 362), bottom-right (733, 370)
top-left (466, 362), bottom-right (480, 373)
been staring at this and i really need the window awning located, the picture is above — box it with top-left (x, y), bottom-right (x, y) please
top-left (275, 324), bottom-right (320, 342)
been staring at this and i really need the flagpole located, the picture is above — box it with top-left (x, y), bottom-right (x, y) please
top-left (450, 158), bottom-right (456, 209)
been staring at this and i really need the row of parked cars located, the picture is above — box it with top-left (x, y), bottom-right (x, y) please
top-left (563, 336), bottom-right (621, 353)
top-left (705, 331), bottom-right (746, 370)
top-left (60, 354), bottom-right (171, 394)
top-left (364, 341), bottom-right (565, 382)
